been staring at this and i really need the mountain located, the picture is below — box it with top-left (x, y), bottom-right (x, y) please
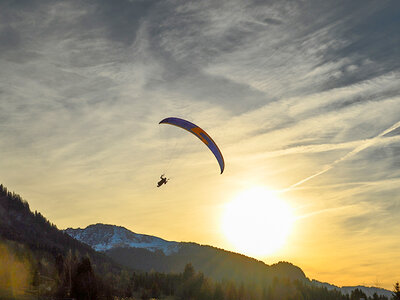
top-left (65, 223), bottom-right (307, 285)
top-left (312, 280), bottom-right (393, 298)
top-left (65, 223), bottom-right (180, 255)
top-left (66, 224), bottom-right (395, 297)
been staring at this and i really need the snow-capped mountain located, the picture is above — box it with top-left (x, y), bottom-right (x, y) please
top-left (65, 223), bottom-right (181, 255)
top-left (312, 280), bottom-right (393, 298)
top-left (65, 224), bottom-right (308, 284)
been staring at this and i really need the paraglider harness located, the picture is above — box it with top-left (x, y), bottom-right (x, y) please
top-left (157, 174), bottom-right (169, 187)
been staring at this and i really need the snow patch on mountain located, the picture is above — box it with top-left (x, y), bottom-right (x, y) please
top-left (65, 224), bottom-right (180, 255)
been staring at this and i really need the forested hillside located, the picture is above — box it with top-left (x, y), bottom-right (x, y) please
top-left (105, 243), bottom-right (306, 286)
top-left (0, 184), bottom-right (123, 299)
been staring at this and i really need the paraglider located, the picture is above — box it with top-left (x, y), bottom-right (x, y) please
top-left (157, 174), bottom-right (169, 187)
top-left (159, 117), bottom-right (225, 174)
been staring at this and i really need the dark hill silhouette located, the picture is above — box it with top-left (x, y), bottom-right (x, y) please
top-left (0, 184), bottom-right (120, 274)
top-left (106, 244), bottom-right (306, 285)
top-left (66, 223), bottom-right (307, 286)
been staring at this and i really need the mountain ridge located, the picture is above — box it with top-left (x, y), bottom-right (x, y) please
top-left (64, 223), bottom-right (306, 284)
top-left (312, 279), bottom-right (393, 298)
top-left (65, 223), bottom-right (393, 298)
top-left (65, 223), bottom-right (181, 255)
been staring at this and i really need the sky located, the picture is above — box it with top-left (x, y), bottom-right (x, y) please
top-left (1, 0), bottom-right (400, 289)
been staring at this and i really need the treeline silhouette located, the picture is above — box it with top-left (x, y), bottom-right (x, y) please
top-left (3, 245), bottom-right (395, 300)
top-left (39, 259), bottom-right (398, 300)
top-left (117, 263), bottom-right (398, 300)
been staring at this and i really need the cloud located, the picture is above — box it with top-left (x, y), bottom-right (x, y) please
top-left (287, 118), bottom-right (400, 190)
top-left (0, 26), bottom-right (20, 52)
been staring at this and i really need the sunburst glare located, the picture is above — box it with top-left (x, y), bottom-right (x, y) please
top-left (221, 187), bottom-right (294, 257)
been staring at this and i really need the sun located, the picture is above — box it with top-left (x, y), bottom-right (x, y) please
top-left (221, 187), bottom-right (294, 257)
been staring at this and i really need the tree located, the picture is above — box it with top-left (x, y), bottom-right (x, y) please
top-left (71, 257), bottom-right (98, 300)
top-left (151, 281), bottom-right (161, 298)
top-left (183, 263), bottom-right (195, 280)
top-left (350, 288), bottom-right (367, 300)
top-left (393, 282), bottom-right (400, 300)
top-left (213, 283), bottom-right (224, 300)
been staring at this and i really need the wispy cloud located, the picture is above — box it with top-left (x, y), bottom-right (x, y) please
top-left (286, 118), bottom-right (400, 190)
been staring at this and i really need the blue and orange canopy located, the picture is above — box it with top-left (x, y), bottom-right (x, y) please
top-left (159, 117), bottom-right (225, 174)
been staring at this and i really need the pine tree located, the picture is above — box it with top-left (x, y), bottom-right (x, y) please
top-left (213, 283), bottom-right (224, 300)
top-left (393, 282), bottom-right (400, 300)
top-left (350, 288), bottom-right (367, 300)
top-left (183, 263), bottom-right (195, 280)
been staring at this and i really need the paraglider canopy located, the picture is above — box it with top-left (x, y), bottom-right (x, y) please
top-left (159, 117), bottom-right (225, 174)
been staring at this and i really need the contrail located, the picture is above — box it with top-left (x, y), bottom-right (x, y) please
top-left (294, 205), bottom-right (356, 221)
top-left (286, 120), bottom-right (400, 191)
